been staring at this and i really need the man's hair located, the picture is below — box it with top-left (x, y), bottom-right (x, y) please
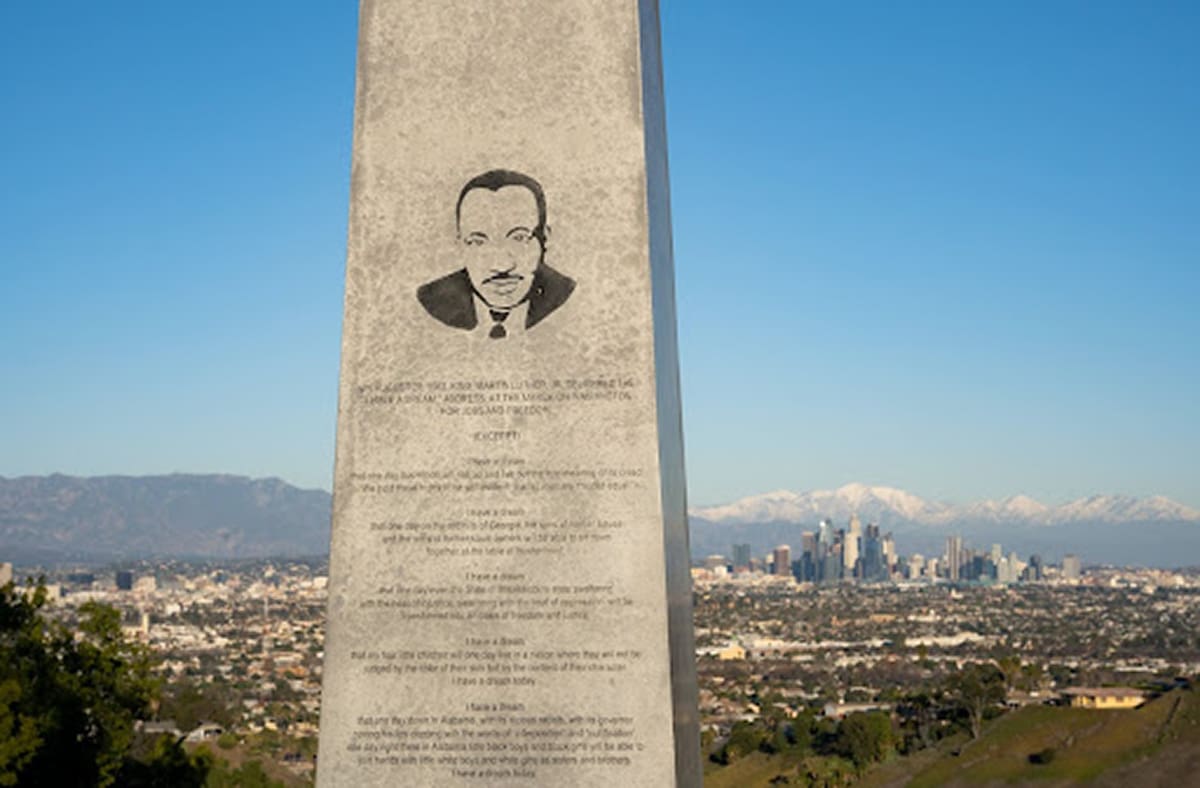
top-left (455, 169), bottom-right (547, 243)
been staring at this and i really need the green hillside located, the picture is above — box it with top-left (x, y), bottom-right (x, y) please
top-left (896, 687), bottom-right (1194, 786)
top-left (704, 685), bottom-right (1200, 787)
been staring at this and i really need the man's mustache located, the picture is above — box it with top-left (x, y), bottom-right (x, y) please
top-left (483, 272), bottom-right (525, 285)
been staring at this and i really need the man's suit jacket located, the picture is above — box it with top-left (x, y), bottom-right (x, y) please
top-left (416, 263), bottom-right (575, 331)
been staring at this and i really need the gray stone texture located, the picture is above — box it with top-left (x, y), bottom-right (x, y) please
top-left (317, 1), bottom-right (697, 784)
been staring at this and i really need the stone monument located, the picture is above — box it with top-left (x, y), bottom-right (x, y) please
top-left (316, 1), bottom-right (698, 784)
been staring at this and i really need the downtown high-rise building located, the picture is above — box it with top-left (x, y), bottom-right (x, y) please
top-left (773, 545), bottom-right (792, 576)
top-left (732, 543), bottom-right (752, 570)
top-left (817, 518), bottom-right (834, 550)
top-left (822, 540), bottom-right (843, 584)
top-left (809, 519), bottom-right (840, 583)
top-left (946, 535), bottom-right (964, 581)
top-left (861, 524), bottom-right (887, 582)
top-left (844, 515), bottom-right (862, 578)
top-left (795, 532), bottom-right (818, 583)
top-left (801, 531), bottom-right (817, 556)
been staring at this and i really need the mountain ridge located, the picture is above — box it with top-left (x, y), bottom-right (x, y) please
top-left (690, 483), bottom-right (1200, 527)
top-left (3, 475), bottom-right (1197, 568)
top-left (0, 473), bottom-right (331, 564)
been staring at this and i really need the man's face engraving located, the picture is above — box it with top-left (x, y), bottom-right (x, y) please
top-left (418, 169), bottom-right (570, 333)
top-left (459, 185), bottom-right (542, 309)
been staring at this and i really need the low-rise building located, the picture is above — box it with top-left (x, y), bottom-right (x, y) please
top-left (1060, 687), bottom-right (1146, 709)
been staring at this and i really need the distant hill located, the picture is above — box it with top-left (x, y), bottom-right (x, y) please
top-left (688, 483), bottom-right (1200, 567)
top-left (0, 474), bottom-right (332, 564)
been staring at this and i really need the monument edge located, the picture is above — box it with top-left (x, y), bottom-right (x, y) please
top-left (315, 0), bottom-right (371, 780)
top-left (637, 1), bottom-right (702, 785)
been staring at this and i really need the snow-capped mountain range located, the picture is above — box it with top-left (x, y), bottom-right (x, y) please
top-left (690, 483), bottom-right (1200, 528)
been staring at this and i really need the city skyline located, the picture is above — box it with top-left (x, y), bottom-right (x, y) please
top-left (708, 521), bottom-right (1076, 585)
top-left (2, 2), bottom-right (1197, 508)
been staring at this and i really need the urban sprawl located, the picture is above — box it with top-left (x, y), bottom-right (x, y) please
top-left (3, 517), bottom-right (1198, 784)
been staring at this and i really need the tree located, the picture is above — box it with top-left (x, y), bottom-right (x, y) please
top-left (0, 678), bottom-right (41, 786)
top-left (789, 711), bottom-right (815, 754)
top-left (0, 582), bottom-right (206, 786)
top-left (159, 679), bottom-right (238, 732)
top-left (713, 720), bottom-right (766, 764)
top-left (1019, 662), bottom-right (1046, 691)
top-left (896, 691), bottom-right (942, 752)
top-left (946, 662), bottom-right (1006, 739)
top-left (995, 654), bottom-right (1020, 688)
top-left (120, 734), bottom-right (212, 788)
top-left (835, 711), bottom-right (894, 770)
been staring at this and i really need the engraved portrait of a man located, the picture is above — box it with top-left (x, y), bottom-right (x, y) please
top-left (417, 169), bottom-right (575, 338)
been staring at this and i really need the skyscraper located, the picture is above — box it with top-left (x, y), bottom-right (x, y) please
top-left (1007, 551), bottom-right (1025, 583)
top-left (882, 533), bottom-right (896, 576)
top-left (1062, 554), bottom-right (1082, 580)
top-left (798, 531), bottom-right (818, 582)
top-left (801, 531), bottom-right (817, 556)
top-left (814, 519), bottom-right (836, 583)
top-left (844, 515), bottom-right (862, 578)
top-left (946, 536), bottom-right (963, 581)
top-left (732, 543), bottom-right (752, 570)
top-left (773, 545), bottom-right (792, 577)
top-left (822, 541), bottom-right (842, 585)
top-left (858, 524), bottom-right (886, 582)
top-left (994, 555), bottom-right (1009, 584)
top-left (818, 518), bottom-right (834, 549)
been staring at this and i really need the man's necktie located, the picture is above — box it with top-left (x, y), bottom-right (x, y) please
top-left (488, 309), bottom-right (510, 339)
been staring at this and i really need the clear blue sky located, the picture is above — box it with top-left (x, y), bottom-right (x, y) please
top-left (1, 1), bottom-right (1196, 508)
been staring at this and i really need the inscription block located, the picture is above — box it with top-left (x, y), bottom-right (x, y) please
top-left (316, 1), bottom-right (698, 785)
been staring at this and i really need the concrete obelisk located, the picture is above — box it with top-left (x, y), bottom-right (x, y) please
top-left (317, 1), bottom-right (698, 784)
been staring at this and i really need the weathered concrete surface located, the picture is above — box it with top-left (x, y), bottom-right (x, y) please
top-left (317, 2), bottom-right (697, 784)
